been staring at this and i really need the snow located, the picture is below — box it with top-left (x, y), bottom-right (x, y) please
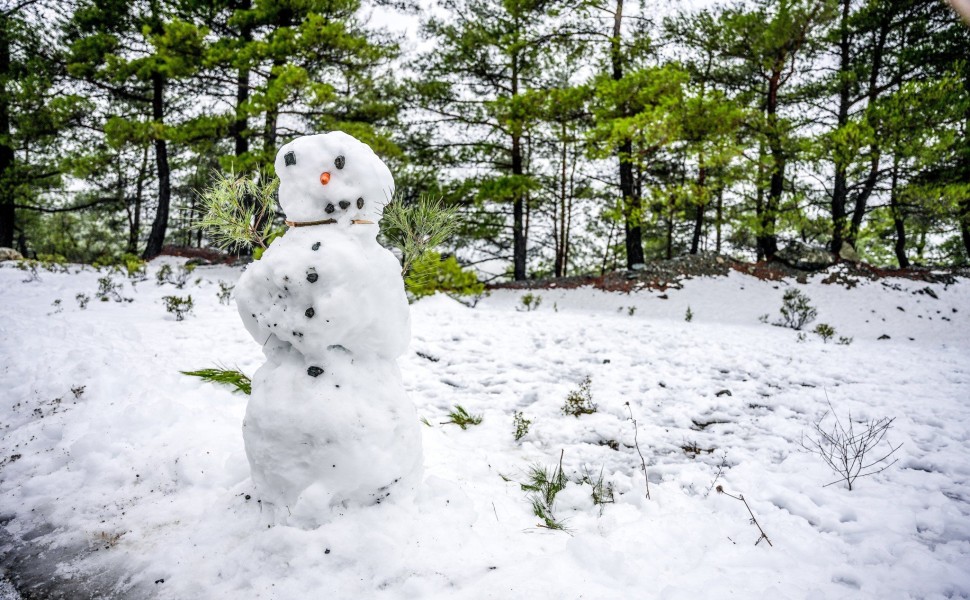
top-left (237, 133), bottom-right (419, 525)
top-left (1, 258), bottom-right (969, 599)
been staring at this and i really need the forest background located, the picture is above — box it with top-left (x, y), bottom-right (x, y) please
top-left (2, 0), bottom-right (968, 281)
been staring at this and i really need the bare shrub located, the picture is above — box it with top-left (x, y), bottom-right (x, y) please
top-left (800, 396), bottom-right (902, 491)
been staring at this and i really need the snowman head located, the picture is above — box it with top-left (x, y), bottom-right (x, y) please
top-left (275, 132), bottom-right (394, 235)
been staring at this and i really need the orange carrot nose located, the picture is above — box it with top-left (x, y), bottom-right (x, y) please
top-left (319, 172), bottom-right (331, 185)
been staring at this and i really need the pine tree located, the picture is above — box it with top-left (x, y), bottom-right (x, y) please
top-left (1, 0), bottom-right (83, 252)
top-left (65, 0), bottom-right (208, 259)
top-left (418, 0), bottom-right (567, 280)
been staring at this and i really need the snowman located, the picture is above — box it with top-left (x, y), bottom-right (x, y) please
top-left (234, 131), bottom-right (422, 526)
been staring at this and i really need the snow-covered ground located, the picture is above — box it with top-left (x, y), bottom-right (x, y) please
top-left (1, 258), bottom-right (969, 599)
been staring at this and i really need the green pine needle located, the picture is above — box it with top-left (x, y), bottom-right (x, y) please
top-left (381, 193), bottom-right (461, 277)
top-left (181, 367), bottom-right (252, 395)
top-left (441, 404), bottom-right (483, 430)
top-left (195, 169), bottom-right (280, 251)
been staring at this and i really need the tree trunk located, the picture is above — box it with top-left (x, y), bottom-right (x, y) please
top-left (611, 0), bottom-right (643, 268)
top-left (715, 187), bottom-right (723, 254)
top-left (846, 18), bottom-right (889, 249)
top-left (830, 0), bottom-right (851, 254)
top-left (690, 166), bottom-right (706, 254)
top-left (143, 71), bottom-right (171, 260)
top-left (127, 145), bottom-right (149, 253)
top-left (554, 128), bottom-right (567, 278)
top-left (232, 0), bottom-right (252, 158)
top-left (0, 18), bottom-right (15, 249)
top-left (761, 71), bottom-right (783, 260)
top-left (959, 197), bottom-right (970, 261)
top-left (510, 44), bottom-right (527, 280)
top-left (889, 158), bottom-right (908, 268)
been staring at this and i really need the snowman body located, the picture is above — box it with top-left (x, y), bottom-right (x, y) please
top-left (235, 132), bottom-right (421, 524)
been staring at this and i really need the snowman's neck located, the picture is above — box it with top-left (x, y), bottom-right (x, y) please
top-left (285, 219), bottom-right (375, 227)
top-left (285, 218), bottom-right (337, 227)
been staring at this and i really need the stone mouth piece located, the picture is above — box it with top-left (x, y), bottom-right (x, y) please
top-left (284, 218), bottom-right (374, 227)
top-left (285, 218), bottom-right (337, 227)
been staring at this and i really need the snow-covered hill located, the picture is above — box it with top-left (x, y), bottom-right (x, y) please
top-left (1, 259), bottom-right (968, 599)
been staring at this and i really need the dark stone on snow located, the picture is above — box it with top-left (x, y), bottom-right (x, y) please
top-left (775, 241), bottom-right (835, 271)
top-left (307, 269), bottom-right (318, 283)
top-left (312, 242), bottom-right (321, 251)
top-left (339, 200), bottom-right (350, 210)
top-left (284, 151), bottom-right (296, 166)
top-left (356, 197), bottom-right (364, 209)
top-left (878, 334), bottom-right (891, 340)
top-left (715, 389), bottom-right (732, 397)
top-left (307, 366), bottom-right (324, 377)
top-left (305, 307), bottom-right (314, 318)
top-left (325, 203), bottom-right (335, 214)
top-left (335, 155), bottom-right (345, 170)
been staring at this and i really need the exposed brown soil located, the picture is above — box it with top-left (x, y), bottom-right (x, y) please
top-left (488, 254), bottom-right (969, 293)
top-left (157, 245), bottom-right (243, 265)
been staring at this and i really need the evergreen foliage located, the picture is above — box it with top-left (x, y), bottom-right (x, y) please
top-left (1, 0), bottom-right (966, 271)
top-left (181, 367), bottom-right (252, 395)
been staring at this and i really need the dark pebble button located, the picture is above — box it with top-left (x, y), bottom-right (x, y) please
top-left (307, 366), bottom-right (323, 377)
top-left (356, 197), bottom-right (364, 209)
top-left (325, 203), bottom-right (335, 214)
top-left (312, 242), bottom-right (320, 251)
top-left (305, 307), bottom-right (315, 318)
top-left (339, 200), bottom-right (350, 210)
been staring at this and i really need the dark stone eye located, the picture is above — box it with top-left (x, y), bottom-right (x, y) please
top-left (306, 269), bottom-right (318, 283)
top-left (325, 203), bottom-right (335, 214)
top-left (311, 242), bottom-right (320, 251)
top-left (356, 197), bottom-right (364, 209)
top-left (307, 366), bottom-right (323, 377)
top-left (284, 151), bottom-right (296, 166)
top-left (335, 155), bottom-right (345, 169)
top-left (339, 200), bottom-right (350, 210)
top-left (305, 307), bottom-right (315, 318)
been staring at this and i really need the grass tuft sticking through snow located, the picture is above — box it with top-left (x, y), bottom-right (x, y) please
top-left (181, 367), bottom-right (252, 395)
top-left (441, 404), bottom-right (483, 430)
top-left (520, 450), bottom-right (569, 531)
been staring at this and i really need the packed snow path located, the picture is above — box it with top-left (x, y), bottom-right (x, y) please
top-left (1, 260), bottom-right (969, 599)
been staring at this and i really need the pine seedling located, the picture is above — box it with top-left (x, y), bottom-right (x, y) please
top-left (513, 411), bottom-right (532, 441)
top-left (580, 466), bottom-right (615, 506)
top-left (381, 194), bottom-right (461, 277)
top-left (217, 281), bottom-right (234, 305)
top-left (441, 405), bottom-right (483, 430)
top-left (196, 169), bottom-right (280, 252)
top-left (685, 306), bottom-right (694, 322)
top-left (163, 295), bottom-right (194, 321)
top-left (814, 323), bottom-right (835, 343)
top-left (76, 293), bottom-right (90, 310)
top-left (562, 376), bottom-right (596, 417)
top-left (776, 289), bottom-right (817, 330)
top-left (520, 451), bottom-right (569, 531)
top-left (181, 367), bottom-right (252, 395)
top-left (518, 293), bottom-right (542, 312)
top-left (96, 276), bottom-right (124, 302)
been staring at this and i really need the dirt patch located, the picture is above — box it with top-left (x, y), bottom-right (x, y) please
top-left (488, 254), bottom-right (969, 292)
top-left (157, 245), bottom-right (244, 266)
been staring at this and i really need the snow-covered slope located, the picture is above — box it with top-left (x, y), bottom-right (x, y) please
top-left (1, 259), bottom-right (968, 599)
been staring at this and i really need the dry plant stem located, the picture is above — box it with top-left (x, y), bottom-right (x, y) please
top-left (625, 402), bottom-right (650, 500)
top-left (717, 487), bottom-right (773, 547)
top-left (801, 392), bottom-right (902, 491)
top-left (706, 456), bottom-right (726, 495)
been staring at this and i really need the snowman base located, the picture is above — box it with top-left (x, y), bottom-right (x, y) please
top-left (243, 347), bottom-right (423, 527)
